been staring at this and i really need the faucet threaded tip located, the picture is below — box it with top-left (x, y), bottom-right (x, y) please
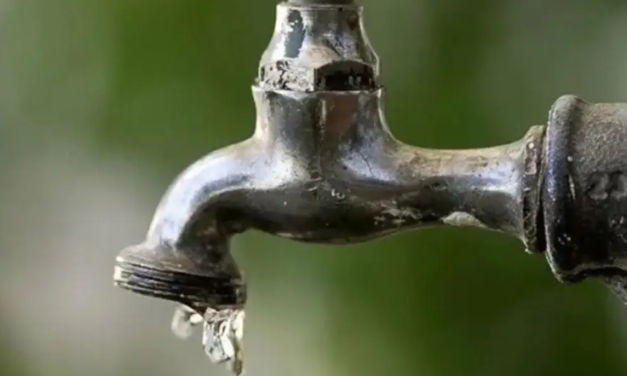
top-left (113, 244), bottom-right (246, 309)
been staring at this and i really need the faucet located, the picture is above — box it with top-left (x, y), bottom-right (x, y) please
top-left (113, 0), bottom-right (627, 373)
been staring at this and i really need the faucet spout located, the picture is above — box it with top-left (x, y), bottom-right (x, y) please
top-left (114, 141), bottom-right (258, 311)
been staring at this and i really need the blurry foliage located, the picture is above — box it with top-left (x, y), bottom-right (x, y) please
top-left (3, 0), bottom-right (627, 375)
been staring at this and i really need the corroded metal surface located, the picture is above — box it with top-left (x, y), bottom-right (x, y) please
top-left (113, 0), bottom-right (627, 373)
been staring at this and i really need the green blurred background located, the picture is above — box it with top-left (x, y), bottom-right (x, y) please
top-left (2, 0), bottom-right (627, 375)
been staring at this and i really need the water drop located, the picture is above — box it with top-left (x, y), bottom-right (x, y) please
top-left (170, 305), bottom-right (246, 375)
top-left (171, 305), bottom-right (203, 339)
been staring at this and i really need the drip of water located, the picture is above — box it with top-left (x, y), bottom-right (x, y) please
top-left (203, 308), bottom-right (246, 375)
top-left (171, 305), bottom-right (204, 339)
top-left (171, 304), bottom-right (246, 376)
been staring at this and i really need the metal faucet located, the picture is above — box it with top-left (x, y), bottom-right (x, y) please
top-left (113, 0), bottom-right (627, 373)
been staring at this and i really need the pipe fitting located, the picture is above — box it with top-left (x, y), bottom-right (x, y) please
top-left (542, 97), bottom-right (627, 290)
